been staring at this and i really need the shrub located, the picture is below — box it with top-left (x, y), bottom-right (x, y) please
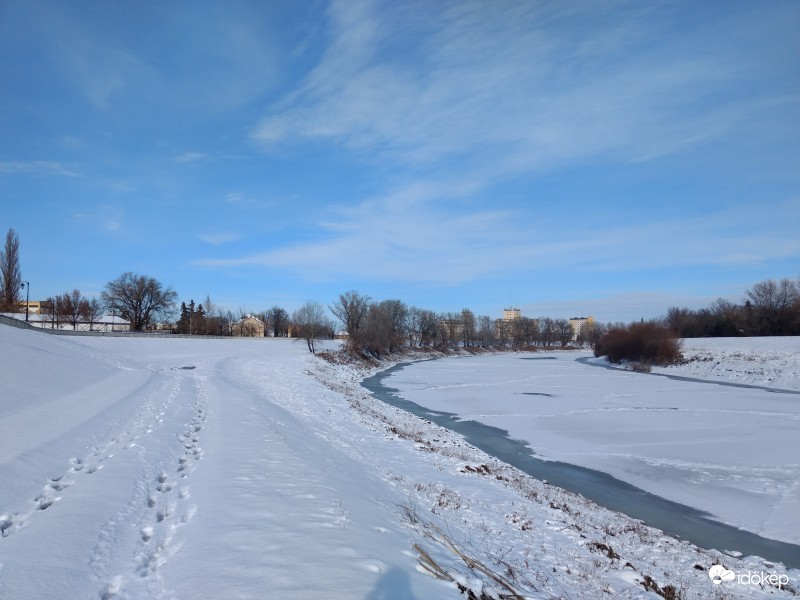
top-left (594, 322), bottom-right (682, 366)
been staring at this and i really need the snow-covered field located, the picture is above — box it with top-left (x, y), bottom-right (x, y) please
top-left (1, 327), bottom-right (797, 599)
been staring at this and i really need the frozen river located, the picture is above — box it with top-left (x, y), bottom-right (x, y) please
top-left (363, 351), bottom-right (800, 566)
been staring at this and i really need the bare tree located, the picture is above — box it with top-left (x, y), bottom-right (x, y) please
top-left (379, 299), bottom-right (409, 352)
top-left (704, 298), bottom-right (744, 336)
top-left (539, 317), bottom-right (556, 347)
top-left (292, 301), bottom-right (331, 353)
top-left (201, 295), bottom-right (227, 335)
top-left (417, 308), bottom-right (438, 347)
top-left (554, 318), bottom-right (573, 347)
top-left (443, 311), bottom-right (461, 348)
top-left (0, 228), bottom-right (22, 312)
top-left (511, 316), bottom-right (526, 348)
top-left (39, 296), bottom-right (64, 329)
top-left (266, 305), bottom-right (289, 337)
top-left (87, 298), bottom-right (103, 330)
top-left (476, 315), bottom-right (495, 347)
top-left (329, 290), bottom-right (370, 348)
top-left (60, 289), bottom-right (91, 330)
top-left (745, 278), bottom-right (799, 335)
top-left (407, 306), bottom-right (423, 347)
top-left (461, 308), bottom-right (476, 347)
top-left (359, 300), bottom-right (409, 355)
top-left (512, 316), bottom-right (538, 348)
top-left (224, 309), bottom-right (237, 336)
top-left (101, 272), bottom-right (177, 331)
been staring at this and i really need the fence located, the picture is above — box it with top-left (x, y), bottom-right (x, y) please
top-left (0, 313), bottom-right (35, 331)
top-left (0, 314), bottom-right (286, 340)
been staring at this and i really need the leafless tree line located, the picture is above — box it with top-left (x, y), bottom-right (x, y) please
top-left (666, 278), bottom-right (800, 337)
top-left (38, 290), bottom-right (103, 329)
top-left (327, 290), bottom-right (587, 357)
top-left (9, 222), bottom-right (794, 342)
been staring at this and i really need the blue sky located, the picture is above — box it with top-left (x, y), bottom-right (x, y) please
top-left (1, 0), bottom-right (798, 323)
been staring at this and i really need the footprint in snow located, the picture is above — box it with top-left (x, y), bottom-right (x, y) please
top-left (0, 513), bottom-right (16, 536)
top-left (35, 495), bottom-right (58, 511)
top-left (100, 575), bottom-right (122, 600)
top-left (48, 478), bottom-right (73, 492)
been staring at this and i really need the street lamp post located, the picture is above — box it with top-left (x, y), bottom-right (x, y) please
top-left (20, 281), bottom-right (30, 322)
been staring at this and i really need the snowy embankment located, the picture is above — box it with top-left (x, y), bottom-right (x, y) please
top-left (659, 337), bottom-right (800, 392)
top-left (0, 327), bottom-right (797, 599)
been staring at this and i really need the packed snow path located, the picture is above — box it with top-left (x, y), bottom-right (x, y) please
top-left (0, 331), bottom-right (449, 599)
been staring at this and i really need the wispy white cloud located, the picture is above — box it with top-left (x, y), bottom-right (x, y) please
top-left (236, 0), bottom-right (800, 292)
top-left (172, 152), bottom-right (209, 164)
top-left (72, 204), bottom-right (124, 233)
top-left (251, 0), bottom-right (771, 176)
top-left (0, 161), bottom-right (79, 177)
top-left (32, 3), bottom-right (282, 114)
top-left (225, 192), bottom-right (246, 205)
top-left (195, 184), bottom-right (800, 286)
top-left (197, 232), bottom-right (242, 246)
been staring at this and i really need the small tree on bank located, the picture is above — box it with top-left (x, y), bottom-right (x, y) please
top-left (329, 290), bottom-right (370, 349)
top-left (101, 272), bottom-right (177, 331)
top-left (293, 301), bottom-right (331, 353)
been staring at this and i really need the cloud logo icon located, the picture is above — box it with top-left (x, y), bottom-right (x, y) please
top-left (708, 565), bottom-right (736, 585)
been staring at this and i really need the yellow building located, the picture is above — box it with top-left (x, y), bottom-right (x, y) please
top-left (232, 314), bottom-right (265, 337)
top-left (568, 316), bottom-right (595, 340)
top-left (17, 300), bottom-right (52, 314)
top-left (494, 307), bottom-right (521, 341)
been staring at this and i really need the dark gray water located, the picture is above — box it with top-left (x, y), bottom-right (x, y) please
top-left (362, 361), bottom-right (800, 569)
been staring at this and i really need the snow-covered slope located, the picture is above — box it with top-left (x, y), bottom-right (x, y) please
top-left (661, 336), bottom-right (800, 391)
top-left (1, 327), bottom-right (797, 599)
top-left (0, 330), bottom-right (451, 599)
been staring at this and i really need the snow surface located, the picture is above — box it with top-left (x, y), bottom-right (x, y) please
top-left (385, 342), bottom-right (800, 547)
top-left (663, 336), bottom-right (800, 392)
top-left (1, 327), bottom-right (797, 599)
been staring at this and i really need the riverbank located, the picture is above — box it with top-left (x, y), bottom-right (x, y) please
top-left (309, 346), bottom-right (799, 598)
top-left (660, 336), bottom-right (800, 391)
